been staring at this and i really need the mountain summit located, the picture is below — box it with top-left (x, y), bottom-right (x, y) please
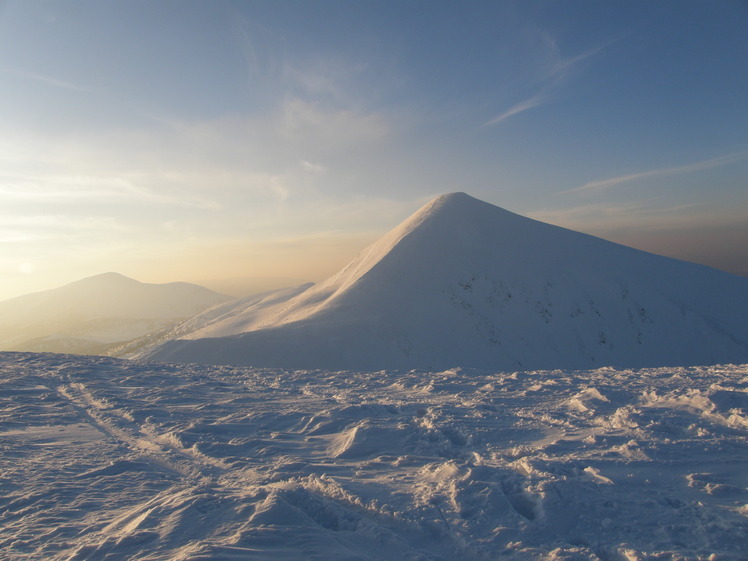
top-left (143, 193), bottom-right (748, 370)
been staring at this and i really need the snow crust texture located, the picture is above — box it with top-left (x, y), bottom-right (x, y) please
top-left (2, 351), bottom-right (747, 560)
top-left (142, 193), bottom-right (748, 371)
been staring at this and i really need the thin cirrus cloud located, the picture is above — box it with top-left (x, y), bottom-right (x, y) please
top-left (0, 92), bottom-right (389, 209)
top-left (569, 150), bottom-right (748, 194)
top-left (482, 92), bottom-right (547, 127)
top-left (0, 65), bottom-right (92, 93)
top-left (280, 98), bottom-right (389, 148)
top-left (528, 201), bottom-right (705, 231)
top-left (300, 160), bottom-right (326, 174)
top-left (483, 38), bottom-right (610, 128)
top-left (0, 172), bottom-right (222, 210)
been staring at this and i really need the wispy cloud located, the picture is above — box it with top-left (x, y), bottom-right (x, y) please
top-left (529, 201), bottom-right (697, 230)
top-left (1, 65), bottom-right (91, 92)
top-left (280, 98), bottom-right (389, 147)
top-left (483, 37), bottom-right (610, 127)
top-left (0, 98), bottom-right (394, 246)
top-left (483, 93), bottom-right (546, 127)
top-left (548, 42), bottom-right (609, 80)
top-left (0, 172), bottom-right (222, 210)
top-left (526, 200), bottom-right (748, 257)
top-left (301, 160), bottom-right (326, 174)
top-left (569, 150), bottom-right (748, 194)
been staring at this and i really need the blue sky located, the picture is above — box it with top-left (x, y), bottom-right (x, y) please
top-left (1, 0), bottom-right (747, 300)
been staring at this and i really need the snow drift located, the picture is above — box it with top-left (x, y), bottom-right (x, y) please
top-left (142, 192), bottom-right (748, 370)
top-left (2, 352), bottom-right (747, 560)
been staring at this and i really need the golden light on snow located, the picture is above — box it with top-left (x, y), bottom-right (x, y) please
top-left (19, 262), bottom-right (34, 275)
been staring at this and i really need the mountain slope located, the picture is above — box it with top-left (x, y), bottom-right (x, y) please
top-left (143, 193), bottom-right (748, 370)
top-left (0, 272), bottom-right (231, 354)
top-left (110, 283), bottom-right (314, 357)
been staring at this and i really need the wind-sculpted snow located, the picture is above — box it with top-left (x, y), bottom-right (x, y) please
top-left (1, 352), bottom-right (747, 560)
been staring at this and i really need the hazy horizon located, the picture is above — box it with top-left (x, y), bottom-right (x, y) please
top-left (2, 1), bottom-right (747, 301)
top-left (2, 192), bottom-right (747, 304)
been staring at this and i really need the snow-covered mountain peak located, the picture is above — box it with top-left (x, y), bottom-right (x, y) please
top-left (411, 191), bottom-right (511, 222)
top-left (251, 193), bottom-right (523, 327)
top-left (378, 191), bottom-right (518, 245)
top-left (143, 193), bottom-right (748, 371)
top-left (80, 271), bottom-right (137, 284)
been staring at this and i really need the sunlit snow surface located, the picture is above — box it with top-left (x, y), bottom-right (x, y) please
top-left (142, 194), bottom-right (748, 371)
top-left (1, 352), bottom-right (747, 560)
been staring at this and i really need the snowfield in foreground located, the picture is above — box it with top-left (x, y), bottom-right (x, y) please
top-left (1, 352), bottom-right (747, 560)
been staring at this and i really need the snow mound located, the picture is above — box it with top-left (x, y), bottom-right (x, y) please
top-left (143, 192), bottom-right (748, 370)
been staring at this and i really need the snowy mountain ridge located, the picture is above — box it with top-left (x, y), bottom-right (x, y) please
top-left (0, 272), bottom-right (231, 354)
top-left (140, 192), bottom-right (748, 371)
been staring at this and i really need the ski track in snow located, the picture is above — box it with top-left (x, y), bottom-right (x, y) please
top-left (1, 352), bottom-right (747, 560)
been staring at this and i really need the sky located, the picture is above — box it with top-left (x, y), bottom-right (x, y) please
top-left (1, 0), bottom-right (747, 301)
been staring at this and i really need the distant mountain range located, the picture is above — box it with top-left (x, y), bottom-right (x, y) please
top-left (0, 272), bottom-right (230, 355)
top-left (136, 192), bottom-right (748, 370)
